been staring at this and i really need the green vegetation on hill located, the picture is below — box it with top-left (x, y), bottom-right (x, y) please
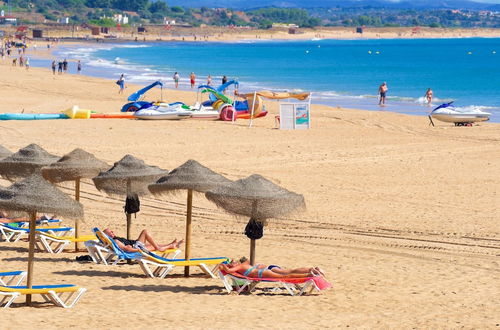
top-left (1, 0), bottom-right (498, 28)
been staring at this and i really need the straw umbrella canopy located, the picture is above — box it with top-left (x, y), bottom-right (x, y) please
top-left (92, 154), bottom-right (167, 239)
top-left (41, 148), bottom-right (109, 251)
top-left (148, 159), bottom-right (231, 276)
top-left (205, 174), bottom-right (305, 265)
top-left (0, 145), bottom-right (12, 160)
top-left (0, 174), bottom-right (83, 305)
top-left (0, 144), bottom-right (59, 181)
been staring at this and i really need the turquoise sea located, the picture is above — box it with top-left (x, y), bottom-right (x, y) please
top-left (35, 38), bottom-right (500, 122)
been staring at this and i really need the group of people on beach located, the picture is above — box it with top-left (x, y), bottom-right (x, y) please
top-left (50, 59), bottom-right (82, 75)
top-left (378, 82), bottom-right (433, 106)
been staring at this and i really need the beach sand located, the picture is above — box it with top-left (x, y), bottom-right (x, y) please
top-left (0, 59), bottom-right (499, 328)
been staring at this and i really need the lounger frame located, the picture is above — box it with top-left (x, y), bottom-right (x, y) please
top-left (0, 286), bottom-right (87, 308)
top-left (218, 271), bottom-right (319, 296)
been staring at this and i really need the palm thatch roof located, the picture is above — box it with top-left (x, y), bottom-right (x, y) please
top-left (0, 145), bottom-right (12, 160)
top-left (148, 159), bottom-right (231, 195)
top-left (42, 148), bottom-right (109, 183)
top-left (92, 154), bottom-right (167, 196)
top-left (0, 144), bottom-right (59, 181)
top-left (205, 174), bottom-right (305, 221)
top-left (0, 174), bottom-right (83, 218)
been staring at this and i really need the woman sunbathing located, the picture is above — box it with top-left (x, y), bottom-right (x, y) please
top-left (103, 228), bottom-right (183, 252)
top-left (219, 257), bottom-right (325, 278)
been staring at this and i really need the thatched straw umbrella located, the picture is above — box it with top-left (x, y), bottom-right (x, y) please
top-left (0, 174), bottom-right (83, 305)
top-left (205, 174), bottom-right (305, 265)
top-left (42, 148), bottom-right (109, 251)
top-left (92, 155), bottom-right (167, 239)
top-left (0, 144), bottom-right (59, 181)
top-left (0, 145), bottom-right (12, 160)
top-left (149, 159), bottom-right (231, 276)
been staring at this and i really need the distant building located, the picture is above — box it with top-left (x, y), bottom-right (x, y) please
top-left (113, 14), bottom-right (129, 24)
top-left (272, 23), bottom-right (299, 29)
top-left (163, 18), bottom-right (176, 25)
top-left (0, 15), bottom-right (17, 25)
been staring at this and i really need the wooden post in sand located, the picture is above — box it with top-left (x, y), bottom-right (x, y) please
top-left (184, 189), bottom-right (193, 277)
top-left (250, 239), bottom-right (256, 266)
top-left (74, 178), bottom-right (80, 252)
top-left (26, 211), bottom-right (37, 305)
top-left (126, 179), bottom-right (132, 240)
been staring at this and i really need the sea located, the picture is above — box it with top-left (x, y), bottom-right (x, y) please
top-left (32, 37), bottom-right (500, 122)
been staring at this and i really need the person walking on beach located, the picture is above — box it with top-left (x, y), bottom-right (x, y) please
top-left (57, 61), bottom-right (63, 74)
top-left (222, 75), bottom-right (228, 85)
top-left (425, 88), bottom-right (433, 106)
top-left (62, 59), bottom-right (68, 73)
top-left (207, 74), bottom-right (212, 86)
top-left (77, 60), bottom-right (82, 74)
top-left (25, 57), bottom-right (29, 70)
top-left (190, 72), bottom-right (196, 89)
top-left (378, 82), bottom-right (388, 106)
top-left (173, 72), bottom-right (180, 88)
top-left (117, 74), bottom-right (125, 94)
top-left (51, 60), bottom-right (56, 75)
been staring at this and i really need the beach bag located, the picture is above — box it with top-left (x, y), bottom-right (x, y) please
top-left (124, 194), bottom-right (140, 215)
top-left (116, 80), bottom-right (121, 85)
top-left (245, 218), bottom-right (264, 240)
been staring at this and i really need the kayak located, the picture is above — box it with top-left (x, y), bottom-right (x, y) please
top-left (0, 113), bottom-right (69, 120)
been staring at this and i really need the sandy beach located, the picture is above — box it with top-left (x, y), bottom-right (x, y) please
top-left (0, 55), bottom-right (499, 328)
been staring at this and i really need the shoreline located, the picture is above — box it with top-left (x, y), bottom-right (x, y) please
top-left (29, 38), bottom-right (500, 124)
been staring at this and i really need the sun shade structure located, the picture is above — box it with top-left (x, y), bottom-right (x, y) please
top-left (42, 148), bottom-right (109, 251)
top-left (0, 144), bottom-right (59, 181)
top-left (93, 155), bottom-right (167, 239)
top-left (0, 174), bottom-right (83, 305)
top-left (0, 145), bottom-right (12, 160)
top-left (149, 159), bottom-right (231, 276)
top-left (205, 174), bottom-right (305, 265)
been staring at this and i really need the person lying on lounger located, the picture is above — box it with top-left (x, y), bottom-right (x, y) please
top-left (0, 212), bottom-right (55, 224)
top-left (219, 256), bottom-right (325, 278)
top-left (103, 228), bottom-right (183, 253)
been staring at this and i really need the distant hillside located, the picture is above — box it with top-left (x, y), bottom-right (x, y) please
top-left (164, 0), bottom-right (500, 10)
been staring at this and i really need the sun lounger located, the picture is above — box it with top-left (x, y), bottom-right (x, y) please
top-left (137, 249), bottom-right (229, 278)
top-left (88, 228), bottom-right (181, 265)
top-left (218, 270), bottom-right (332, 296)
top-left (0, 224), bottom-right (74, 242)
top-left (35, 232), bottom-right (97, 254)
top-left (17, 218), bottom-right (63, 228)
top-left (0, 284), bottom-right (86, 308)
top-left (0, 271), bottom-right (27, 286)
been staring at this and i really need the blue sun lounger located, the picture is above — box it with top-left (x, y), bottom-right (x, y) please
top-left (0, 271), bottom-right (27, 286)
top-left (0, 224), bottom-right (74, 242)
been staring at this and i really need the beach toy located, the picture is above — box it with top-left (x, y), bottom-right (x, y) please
top-left (90, 113), bottom-right (135, 119)
top-left (0, 113), bottom-right (69, 120)
top-left (219, 105), bottom-right (236, 121)
top-left (467, 51), bottom-right (472, 55)
top-left (64, 106), bottom-right (91, 119)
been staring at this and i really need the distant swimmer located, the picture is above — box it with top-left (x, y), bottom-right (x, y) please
top-left (425, 88), bottom-right (433, 106)
top-left (206, 74), bottom-right (212, 86)
top-left (378, 82), bottom-right (388, 106)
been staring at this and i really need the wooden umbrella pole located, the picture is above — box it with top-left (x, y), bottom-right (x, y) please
top-left (126, 179), bottom-right (132, 240)
top-left (26, 211), bottom-right (37, 305)
top-left (250, 239), bottom-right (256, 266)
top-left (74, 178), bottom-right (80, 252)
top-left (184, 189), bottom-right (193, 277)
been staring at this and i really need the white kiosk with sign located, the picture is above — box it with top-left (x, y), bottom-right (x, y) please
top-left (279, 95), bottom-right (311, 130)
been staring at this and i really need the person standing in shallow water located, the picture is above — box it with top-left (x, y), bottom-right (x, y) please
top-left (378, 82), bottom-right (388, 106)
top-left (425, 88), bottom-right (433, 106)
top-left (173, 72), bottom-right (180, 88)
top-left (190, 72), bottom-right (196, 89)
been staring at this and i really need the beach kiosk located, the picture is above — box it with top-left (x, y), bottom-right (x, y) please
top-left (278, 92), bottom-right (311, 130)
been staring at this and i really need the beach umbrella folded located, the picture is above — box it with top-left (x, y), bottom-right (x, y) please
top-left (42, 148), bottom-right (109, 251)
top-left (92, 154), bottom-right (167, 239)
top-left (0, 144), bottom-right (59, 181)
top-left (0, 174), bottom-right (83, 305)
top-left (205, 174), bottom-right (305, 265)
top-left (149, 159), bottom-right (231, 276)
top-left (0, 145), bottom-right (12, 160)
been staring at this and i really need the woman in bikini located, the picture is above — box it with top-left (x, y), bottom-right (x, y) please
top-left (103, 228), bottom-right (183, 253)
top-left (220, 257), bottom-right (325, 278)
